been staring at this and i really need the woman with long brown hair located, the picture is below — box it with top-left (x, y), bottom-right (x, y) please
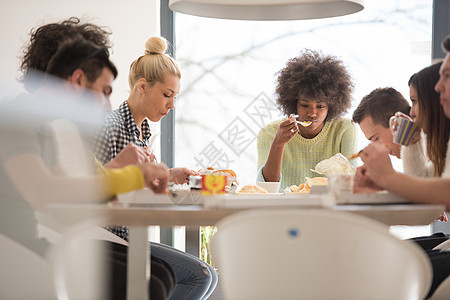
top-left (401, 61), bottom-right (450, 177)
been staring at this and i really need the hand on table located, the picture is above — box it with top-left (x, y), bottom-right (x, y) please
top-left (137, 162), bottom-right (169, 193)
top-left (438, 212), bottom-right (448, 222)
top-left (169, 167), bottom-right (199, 184)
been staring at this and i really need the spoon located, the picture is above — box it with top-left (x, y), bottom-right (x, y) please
top-left (292, 115), bottom-right (312, 127)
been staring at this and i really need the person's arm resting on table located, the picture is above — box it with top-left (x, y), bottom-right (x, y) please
top-left (359, 143), bottom-right (450, 210)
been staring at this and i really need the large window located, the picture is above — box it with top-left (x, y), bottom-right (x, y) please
top-left (173, 0), bottom-right (432, 187)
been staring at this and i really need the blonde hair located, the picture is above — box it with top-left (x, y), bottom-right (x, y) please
top-left (128, 36), bottom-right (181, 91)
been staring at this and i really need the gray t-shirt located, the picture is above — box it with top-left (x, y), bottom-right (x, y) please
top-left (0, 94), bottom-right (57, 256)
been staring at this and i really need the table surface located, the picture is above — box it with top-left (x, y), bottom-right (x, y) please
top-left (45, 198), bottom-right (445, 300)
top-left (46, 201), bottom-right (445, 227)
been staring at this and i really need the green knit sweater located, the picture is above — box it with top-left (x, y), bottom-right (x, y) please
top-left (256, 118), bottom-right (359, 189)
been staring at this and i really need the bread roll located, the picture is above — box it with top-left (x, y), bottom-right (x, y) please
top-left (305, 177), bottom-right (328, 188)
top-left (237, 184), bottom-right (268, 194)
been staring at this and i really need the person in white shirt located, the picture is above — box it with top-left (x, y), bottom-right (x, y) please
top-left (356, 37), bottom-right (450, 208)
top-left (400, 61), bottom-right (450, 178)
top-left (355, 35), bottom-right (450, 298)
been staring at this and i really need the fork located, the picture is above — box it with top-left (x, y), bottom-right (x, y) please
top-left (145, 132), bottom-right (160, 163)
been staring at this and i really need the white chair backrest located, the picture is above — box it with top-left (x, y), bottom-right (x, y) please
top-left (47, 220), bottom-right (108, 300)
top-left (0, 234), bottom-right (57, 300)
top-left (211, 209), bottom-right (432, 300)
top-left (50, 118), bottom-right (94, 177)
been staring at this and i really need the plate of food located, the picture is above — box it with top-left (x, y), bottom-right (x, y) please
top-left (285, 177), bottom-right (328, 194)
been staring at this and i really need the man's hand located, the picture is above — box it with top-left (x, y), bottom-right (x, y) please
top-left (354, 165), bottom-right (383, 193)
top-left (359, 143), bottom-right (396, 189)
top-left (137, 162), bottom-right (169, 193)
top-left (438, 212), bottom-right (448, 222)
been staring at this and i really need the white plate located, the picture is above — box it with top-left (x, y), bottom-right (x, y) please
top-left (203, 193), bottom-right (326, 209)
top-left (117, 189), bottom-right (198, 205)
top-left (234, 192), bottom-right (284, 196)
top-left (336, 191), bottom-right (411, 205)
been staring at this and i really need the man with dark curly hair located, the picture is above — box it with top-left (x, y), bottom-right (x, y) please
top-left (257, 49), bottom-right (358, 189)
top-left (20, 17), bottom-right (113, 93)
top-left (4, 17), bottom-right (217, 299)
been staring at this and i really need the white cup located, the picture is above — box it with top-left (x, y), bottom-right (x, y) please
top-left (327, 174), bottom-right (354, 198)
top-left (257, 181), bottom-right (281, 193)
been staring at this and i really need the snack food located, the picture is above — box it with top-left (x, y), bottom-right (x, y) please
top-left (288, 177), bottom-right (328, 193)
top-left (212, 169), bottom-right (237, 179)
top-left (237, 184), bottom-right (268, 194)
top-left (289, 183), bottom-right (309, 193)
top-left (306, 177), bottom-right (328, 187)
top-left (198, 167), bottom-right (215, 175)
top-left (312, 153), bottom-right (355, 175)
top-left (348, 150), bottom-right (362, 160)
top-left (298, 120), bottom-right (312, 127)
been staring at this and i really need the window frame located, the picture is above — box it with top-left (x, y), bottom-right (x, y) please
top-left (160, 0), bottom-right (449, 165)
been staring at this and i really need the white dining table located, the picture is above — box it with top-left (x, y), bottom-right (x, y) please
top-left (45, 195), bottom-right (445, 300)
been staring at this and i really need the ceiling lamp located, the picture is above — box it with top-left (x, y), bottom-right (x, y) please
top-left (168, 0), bottom-right (364, 21)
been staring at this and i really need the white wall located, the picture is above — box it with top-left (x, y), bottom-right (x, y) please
top-left (0, 0), bottom-right (160, 109)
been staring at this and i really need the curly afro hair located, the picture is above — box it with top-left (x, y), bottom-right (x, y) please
top-left (275, 49), bottom-right (354, 121)
top-left (20, 17), bottom-right (112, 92)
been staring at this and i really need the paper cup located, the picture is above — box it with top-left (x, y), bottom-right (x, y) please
top-left (257, 182), bottom-right (281, 193)
top-left (389, 116), bottom-right (418, 146)
top-left (327, 174), bottom-right (354, 198)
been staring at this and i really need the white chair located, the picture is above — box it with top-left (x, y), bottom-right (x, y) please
top-left (211, 209), bottom-right (432, 300)
top-left (0, 234), bottom-right (57, 299)
top-left (50, 118), bottom-right (95, 177)
top-left (47, 118), bottom-right (129, 299)
top-left (47, 220), bottom-right (108, 300)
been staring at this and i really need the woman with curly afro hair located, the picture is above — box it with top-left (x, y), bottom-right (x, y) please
top-left (257, 49), bottom-right (358, 190)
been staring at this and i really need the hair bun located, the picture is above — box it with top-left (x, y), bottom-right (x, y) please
top-left (145, 36), bottom-right (168, 55)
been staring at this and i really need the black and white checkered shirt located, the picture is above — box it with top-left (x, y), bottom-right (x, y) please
top-left (93, 100), bottom-right (151, 165)
top-left (92, 100), bottom-right (151, 241)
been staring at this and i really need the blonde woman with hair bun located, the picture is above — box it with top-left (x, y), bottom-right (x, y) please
top-left (128, 36), bottom-right (181, 96)
top-left (93, 37), bottom-right (218, 299)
